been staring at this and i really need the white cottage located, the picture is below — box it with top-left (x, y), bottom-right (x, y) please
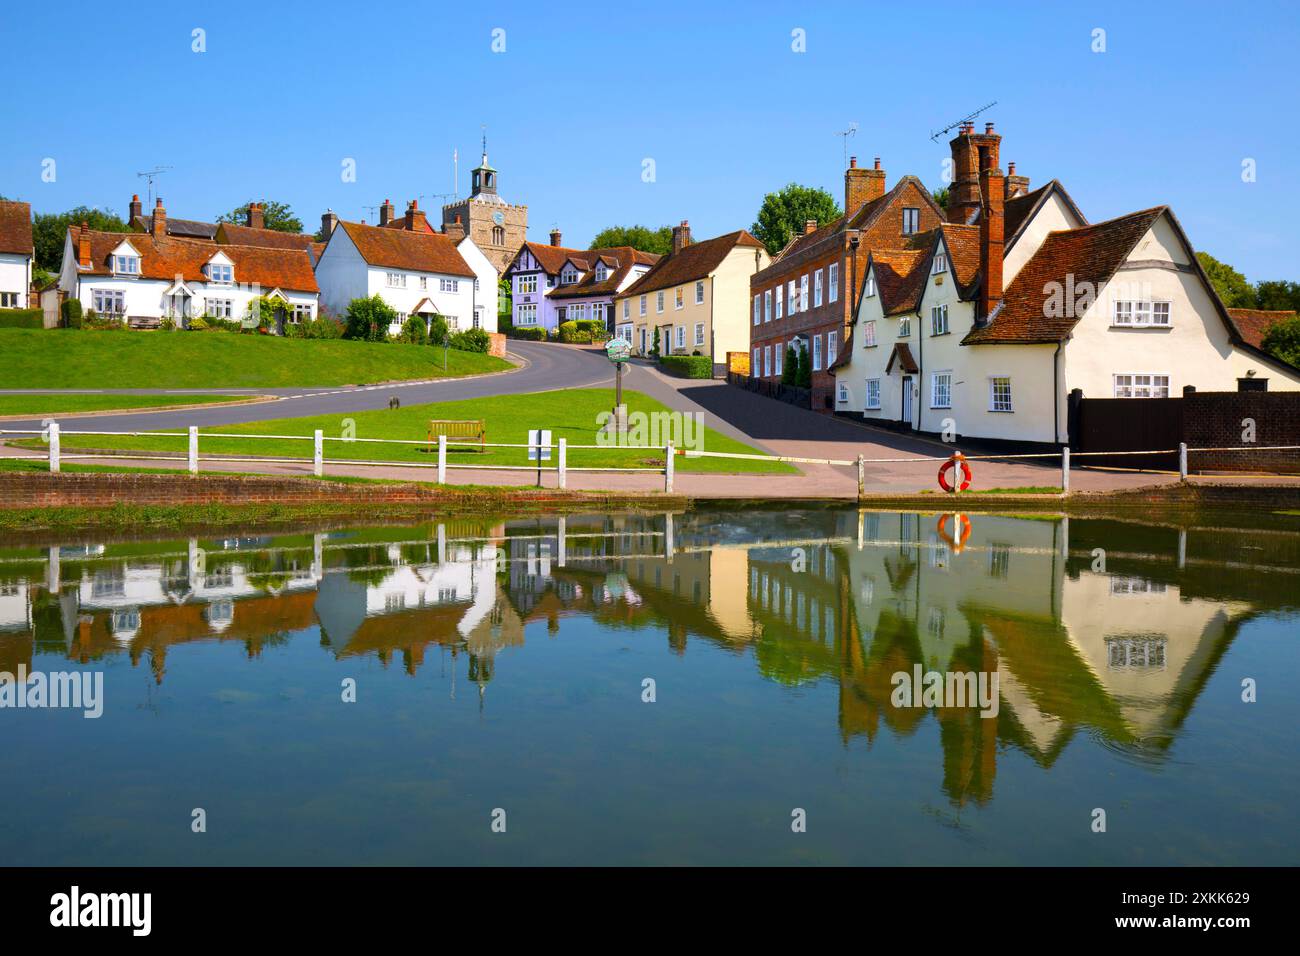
top-left (0, 200), bottom-right (34, 310)
top-left (833, 127), bottom-right (1300, 444)
top-left (315, 203), bottom-right (497, 336)
top-left (58, 208), bottom-right (319, 331)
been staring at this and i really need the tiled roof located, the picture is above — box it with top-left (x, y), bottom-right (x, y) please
top-left (132, 215), bottom-right (219, 240)
top-left (872, 248), bottom-right (929, 317)
top-left (0, 200), bottom-right (32, 256)
top-left (512, 240), bottom-right (594, 276)
top-left (547, 247), bottom-right (661, 300)
top-left (69, 227), bottom-right (319, 293)
top-left (938, 222), bottom-right (981, 288)
top-left (885, 342), bottom-right (918, 374)
top-left (1225, 308), bottom-right (1296, 351)
top-left (335, 220), bottom-right (474, 277)
top-left (621, 230), bottom-right (764, 298)
top-left (962, 207), bottom-right (1166, 345)
top-left (216, 222), bottom-right (316, 251)
top-left (1003, 180), bottom-right (1087, 251)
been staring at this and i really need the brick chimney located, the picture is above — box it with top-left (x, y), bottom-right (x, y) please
top-left (320, 209), bottom-right (338, 238)
top-left (404, 199), bottom-right (429, 232)
top-left (549, 228), bottom-right (562, 247)
top-left (845, 156), bottom-right (887, 213)
top-left (247, 201), bottom-right (264, 230)
top-left (1004, 161), bottom-right (1031, 201)
top-left (379, 199), bottom-right (395, 227)
top-left (671, 220), bottom-right (691, 254)
top-left (77, 222), bottom-right (91, 267)
top-left (948, 121), bottom-right (1002, 224)
top-left (804, 219), bottom-right (818, 235)
top-left (442, 214), bottom-right (465, 243)
top-left (978, 163), bottom-right (1005, 323)
top-left (128, 194), bottom-right (142, 224)
top-left (151, 198), bottom-right (167, 240)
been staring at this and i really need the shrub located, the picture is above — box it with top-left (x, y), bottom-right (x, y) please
top-left (62, 299), bottom-right (83, 329)
top-left (298, 315), bottom-right (343, 339)
top-left (427, 315), bottom-right (449, 345)
top-left (506, 325), bottom-right (545, 341)
top-left (558, 320), bottom-right (594, 343)
top-left (343, 295), bottom-right (397, 342)
top-left (795, 346), bottom-right (811, 388)
top-left (400, 316), bottom-right (428, 345)
top-left (0, 308), bottom-right (44, 329)
top-left (449, 327), bottom-right (491, 353)
top-left (650, 327), bottom-right (661, 357)
top-left (658, 354), bottom-right (714, 379)
top-left (84, 310), bottom-right (125, 330)
top-left (160, 315), bottom-right (177, 331)
top-left (188, 317), bottom-right (209, 331)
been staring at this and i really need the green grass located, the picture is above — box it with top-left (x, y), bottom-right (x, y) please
top-left (22, 388), bottom-right (796, 474)
top-left (0, 328), bottom-right (511, 388)
top-left (0, 393), bottom-right (246, 416)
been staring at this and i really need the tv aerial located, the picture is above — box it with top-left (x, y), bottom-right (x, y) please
top-left (836, 122), bottom-right (859, 168)
top-left (930, 101), bottom-right (998, 142)
top-left (136, 166), bottom-right (172, 206)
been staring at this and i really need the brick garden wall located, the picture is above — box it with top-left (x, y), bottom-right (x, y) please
top-left (1183, 391), bottom-right (1300, 473)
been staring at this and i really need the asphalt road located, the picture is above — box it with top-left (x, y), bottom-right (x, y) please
top-left (0, 341), bottom-right (617, 432)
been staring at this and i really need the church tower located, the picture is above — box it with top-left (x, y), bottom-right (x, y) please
top-left (442, 136), bottom-right (527, 274)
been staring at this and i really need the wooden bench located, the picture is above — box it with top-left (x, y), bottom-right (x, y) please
top-left (427, 419), bottom-right (486, 453)
top-left (127, 315), bottom-right (162, 330)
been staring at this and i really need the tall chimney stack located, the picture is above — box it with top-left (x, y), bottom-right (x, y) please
top-left (379, 199), bottom-right (395, 227)
top-left (845, 155), bottom-right (887, 213)
top-left (671, 220), bottom-right (691, 254)
top-left (129, 194), bottom-right (142, 224)
top-left (404, 199), bottom-right (429, 232)
top-left (151, 198), bottom-right (167, 240)
top-left (1004, 161), bottom-right (1031, 201)
top-left (978, 163), bottom-right (1005, 323)
top-left (77, 222), bottom-right (91, 267)
top-left (442, 214), bottom-right (465, 243)
top-left (549, 228), bottom-right (562, 247)
top-left (247, 201), bottom-right (264, 230)
top-left (320, 209), bottom-right (338, 238)
top-left (948, 121), bottom-right (1002, 224)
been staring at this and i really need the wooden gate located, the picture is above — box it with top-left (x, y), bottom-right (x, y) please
top-left (1070, 397), bottom-right (1182, 470)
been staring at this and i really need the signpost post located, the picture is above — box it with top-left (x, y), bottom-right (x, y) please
top-left (528, 428), bottom-right (552, 487)
top-left (605, 337), bottom-right (631, 436)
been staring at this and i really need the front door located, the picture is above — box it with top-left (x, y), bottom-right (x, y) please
top-left (901, 375), bottom-right (914, 428)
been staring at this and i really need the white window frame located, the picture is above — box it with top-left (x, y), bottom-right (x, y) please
top-left (898, 315), bottom-right (911, 337)
top-left (774, 342), bottom-right (783, 376)
top-left (206, 297), bottom-right (234, 319)
top-left (812, 334), bottom-right (822, 371)
top-left (694, 322), bottom-right (705, 346)
top-left (931, 303), bottom-right (949, 336)
top-left (837, 382), bottom-right (849, 404)
top-left (753, 294), bottom-right (761, 326)
top-left (763, 289), bottom-right (771, 323)
top-left (752, 347), bottom-right (761, 375)
top-left (787, 280), bottom-right (797, 314)
top-left (291, 303), bottom-right (312, 324)
top-left (814, 269), bottom-right (823, 308)
top-left (640, 295), bottom-right (647, 317)
top-left (657, 291), bottom-right (665, 313)
top-left (91, 288), bottom-right (125, 314)
top-left (386, 272), bottom-right (406, 289)
top-left (1113, 373), bottom-right (1171, 398)
top-left (695, 280), bottom-right (705, 305)
top-left (829, 262), bottom-right (839, 303)
top-left (113, 255), bottom-right (140, 276)
top-left (517, 273), bottom-right (537, 295)
top-left (865, 378), bottom-right (881, 409)
top-left (799, 274), bottom-right (809, 312)
top-left (675, 286), bottom-right (684, 310)
top-left (1113, 299), bottom-right (1173, 328)
top-left (863, 320), bottom-right (876, 348)
top-left (989, 376), bottom-right (1013, 412)
top-left (516, 303), bottom-right (538, 326)
top-left (675, 325), bottom-right (685, 350)
top-left (439, 278), bottom-right (459, 293)
top-left (775, 284), bottom-right (783, 318)
top-left (827, 330), bottom-right (837, 365)
top-left (623, 299), bottom-right (630, 319)
top-left (932, 250), bottom-right (947, 275)
top-left (865, 272), bottom-right (877, 298)
top-left (763, 345), bottom-right (771, 377)
top-left (931, 371), bottom-right (952, 409)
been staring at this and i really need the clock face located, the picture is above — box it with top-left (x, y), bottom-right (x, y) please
top-left (492, 211), bottom-right (505, 226)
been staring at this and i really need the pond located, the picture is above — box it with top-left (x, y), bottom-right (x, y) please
top-left (1, 507), bottom-right (1297, 865)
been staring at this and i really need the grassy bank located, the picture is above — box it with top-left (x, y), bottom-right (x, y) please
top-left (0, 393), bottom-right (248, 417)
top-left (24, 387), bottom-right (797, 474)
top-left (0, 329), bottom-right (512, 388)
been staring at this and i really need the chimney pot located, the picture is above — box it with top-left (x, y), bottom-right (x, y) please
top-left (321, 209), bottom-right (338, 238)
top-left (873, 157), bottom-right (881, 170)
top-left (849, 156), bottom-right (857, 168)
top-left (128, 194), bottom-right (142, 224)
top-left (671, 220), bottom-right (691, 253)
top-left (151, 199), bottom-right (167, 240)
top-left (985, 122), bottom-right (995, 133)
top-left (804, 219), bottom-right (818, 235)
top-left (550, 228), bottom-right (562, 247)
top-left (247, 201), bottom-right (265, 230)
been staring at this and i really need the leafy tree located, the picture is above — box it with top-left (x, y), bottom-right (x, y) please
top-left (1261, 316), bottom-right (1300, 368)
top-left (650, 326), bottom-right (661, 357)
top-left (751, 184), bottom-right (842, 256)
top-left (498, 276), bottom-right (512, 316)
top-left (343, 295), bottom-right (398, 341)
top-left (428, 315), bottom-right (449, 344)
top-left (795, 345), bottom-right (812, 388)
top-left (781, 345), bottom-right (798, 385)
top-left (931, 186), bottom-right (950, 211)
top-left (217, 200), bottom-right (304, 233)
top-left (1253, 280), bottom-right (1300, 313)
top-left (32, 205), bottom-right (129, 273)
top-left (590, 224), bottom-right (675, 256)
top-left (1196, 252), bottom-right (1255, 308)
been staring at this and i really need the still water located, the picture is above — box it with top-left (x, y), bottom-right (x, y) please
top-left (1, 508), bottom-right (1297, 866)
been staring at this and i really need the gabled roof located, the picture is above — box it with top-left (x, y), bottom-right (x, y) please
top-left (509, 240), bottom-right (593, 276)
top-left (68, 226), bottom-right (319, 293)
top-left (1003, 180), bottom-right (1087, 251)
top-left (334, 220), bottom-right (474, 277)
top-left (132, 215), bottom-right (218, 241)
top-left (547, 247), bottom-right (661, 300)
top-left (0, 200), bottom-right (32, 256)
top-left (621, 230), bottom-right (764, 298)
top-left (215, 222), bottom-right (316, 251)
top-left (884, 342), bottom-right (918, 374)
top-left (872, 248), bottom-right (929, 317)
top-left (961, 207), bottom-right (1166, 345)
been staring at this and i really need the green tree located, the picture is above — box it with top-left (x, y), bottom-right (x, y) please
top-left (590, 224), bottom-right (675, 256)
top-left (781, 345), bottom-right (798, 385)
top-left (32, 205), bottom-right (130, 273)
top-left (217, 200), bottom-right (304, 233)
top-left (752, 184), bottom-right (842, 256)
top-left (1196, 252), bottom-right (1255, 308)
top-left (795, 345), bottom-right (812, 388)
top-left (1253, 280), bottom-right (1300, 313)
top-left (1261, 316), bottom-right (1300, 368)
top-left (343, 295), bottom-right (398, 342)
top-left (931, 186), bottom-right (950, 211)
top-left (498, 277), bottom-right (512, 317)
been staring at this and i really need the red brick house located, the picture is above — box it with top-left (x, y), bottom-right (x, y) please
top-left (748, 158), bottom-right (946, 408)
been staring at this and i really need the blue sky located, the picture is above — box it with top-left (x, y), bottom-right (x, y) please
top-left (3, 0), bottom-right (1297, 280)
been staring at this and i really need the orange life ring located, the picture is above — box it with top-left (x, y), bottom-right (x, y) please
top-left (937, 454), bottom-right (973, 492)
top-left (937, 513), bottom-right (972, 551)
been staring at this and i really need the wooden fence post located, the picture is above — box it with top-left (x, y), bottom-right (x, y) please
top-left (314, 429), bottom-right (323, 477)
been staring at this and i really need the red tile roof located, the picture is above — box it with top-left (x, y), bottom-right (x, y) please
top-left (961, 207), bottom-right (1166, 345)
top-left (69, 227), bottom-right (319, 293)
top-left (884, 342), bottom-right (918, 374)
top-left (1225, 309), bottom-right (1296, 351)
top-left (0, 200), bottom-right (32, 256)
top-left (511, 240), bottom-right (594, 276)
top-left (216, 222), bottom-right (316, 251)
top-left (547, 246), bottom-right (661, 300)
top-left (621, 230), bottom-right (765, 298)
top-left (335, 220), bottom-right (474, 277)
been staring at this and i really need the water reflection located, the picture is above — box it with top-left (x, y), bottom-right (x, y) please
top-left (2, 509), bottom-right (1297, 817)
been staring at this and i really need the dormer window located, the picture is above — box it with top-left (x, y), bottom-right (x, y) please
top-left (932, 251), bottom-right (947, 274)
top-left (595, 265), bottom-right (608, 282)
top-left (865, 272), bottom-right (877, 297)
top-left (561, 267), bottom-right (578, 285)
top-left (112, 255), bottom-right (140, 276)
top-left (207, 263), bottom-right (233, 285)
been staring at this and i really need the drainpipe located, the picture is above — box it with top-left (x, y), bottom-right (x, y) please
top-left (1053, 338), bottom-right (1064, 445)
top-left (915, 308), bottom-right (923, 433)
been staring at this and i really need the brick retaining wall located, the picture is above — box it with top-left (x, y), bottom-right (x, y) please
top-left (1184, 391), bottom-right (1300, 473)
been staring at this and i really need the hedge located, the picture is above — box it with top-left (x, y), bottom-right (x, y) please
top-left (0, 308), bottom-right (44, 329)
top-left (505, 325), bottom-right (546, 341)
top-left (62, 299), bottom-right (83, 329)
top-left (658, 354), bottom-right (714, 379)
top-left (558, 318), bottom-right (608, 343)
